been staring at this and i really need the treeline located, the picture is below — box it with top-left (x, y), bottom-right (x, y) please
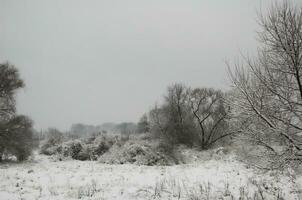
top-left (38, 122), bottom-right (142, 141)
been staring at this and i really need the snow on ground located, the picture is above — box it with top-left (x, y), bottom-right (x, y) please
top-left (0, 151), bottom-right (301, 200)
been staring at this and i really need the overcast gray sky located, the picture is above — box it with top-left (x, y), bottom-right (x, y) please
top-left (0, 0), bottom-right (297, 130)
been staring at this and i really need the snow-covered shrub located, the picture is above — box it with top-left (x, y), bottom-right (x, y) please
top-left (57, 140), bottom-right (84, 160)
top-left (99, 138), bottom-right (177, 166)
top-left (40, 128), bottom-right (64, 156)
top-left (46, 135), bottom-right (114, 161)
top-left (40, 134), bottom-right (110, 160)
top-left (69, 141), bottom-right (82, 159)
top-left (39, 133), bottom-right (182, 164)
top-left (40, 140), bottom-right (63, 156)
top-left (93, 140), bottom-right (110, 156)
top-left (92, 135), bottom-right (115, 156)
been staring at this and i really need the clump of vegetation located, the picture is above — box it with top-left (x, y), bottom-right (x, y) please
top-left (39, 132), bottom-right (181, 165)
top-left (92, 135), bottom-right (115, 156)
top-left (99, 136), bottom-right (179, 166)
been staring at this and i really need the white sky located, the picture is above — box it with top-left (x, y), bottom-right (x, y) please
top-left (0, 0), bottom-right (298, 130)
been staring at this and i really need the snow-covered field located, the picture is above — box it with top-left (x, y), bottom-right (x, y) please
top-left (0, 151), bottom-right (301, 200)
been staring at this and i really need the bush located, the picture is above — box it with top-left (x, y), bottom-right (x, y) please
top-left (39, 133), bottom-right (180, 165)
top-left (40, 136), bottom-right (114, 161)
top-left (99, 137), bottom-right (178, 166)
top-left (0, 115), bottom-right (34, 161)
top-left (92, 135), bottom-right (115, 156)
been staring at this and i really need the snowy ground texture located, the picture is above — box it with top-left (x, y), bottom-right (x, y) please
top-left (1, 150), bottom-right (302, 200)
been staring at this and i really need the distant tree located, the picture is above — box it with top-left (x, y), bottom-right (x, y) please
top-left (40, 127), bottom-right (65, 155)
top-left (117, 122), bottom-right (137, 135)
top-left (137, 114), bottom-right (150, 133)
top-left (2, 115), bottom-right (34, 161)
top-left (0, 63), bottom-right (34, 161)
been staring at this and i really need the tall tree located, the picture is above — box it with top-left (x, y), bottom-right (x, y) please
top-left (0, 63), bottom-right (33, 161)
top-left (164, 83), bottom-right (196, 145)
top-left (228, 1), bottom-right (302, 167)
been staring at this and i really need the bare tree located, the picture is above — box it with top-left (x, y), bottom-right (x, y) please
top-left (148, 84), bottom-right (196, 146)
top-left (163, 83), bottom-right (196, 145)
top-left (189, 88), bottom-right (231, 149)
top-left (228, 1), bottom-right (302, 167)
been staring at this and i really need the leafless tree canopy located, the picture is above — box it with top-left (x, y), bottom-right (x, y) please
top-left (189, 88), bottom-right (230, 149)
top-left (228, 1), bottom-right (302, 167)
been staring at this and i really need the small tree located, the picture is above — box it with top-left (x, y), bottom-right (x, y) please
top-left (117, 122), bottom-right (137, 135)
